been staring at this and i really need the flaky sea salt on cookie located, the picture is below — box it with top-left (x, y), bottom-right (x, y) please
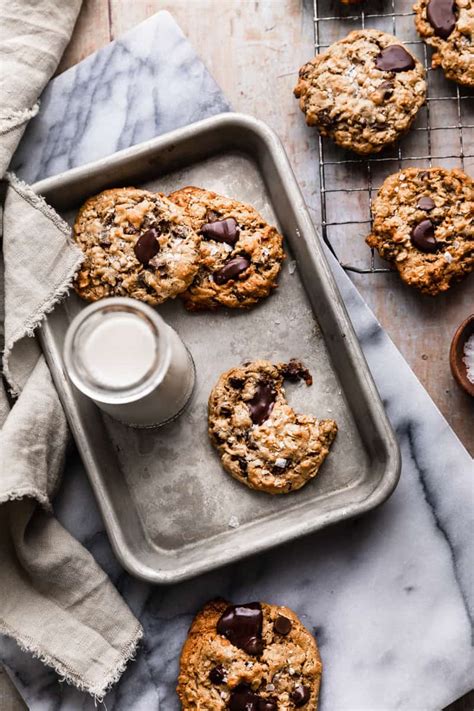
top-left (73, 187), bottom-right (200, 305)
top-left (294, 29), bottom-right (426, 154)
top-left (366, 167), bottom-right (474, 295)
top-left (169, 186), bottom-right (285, 311)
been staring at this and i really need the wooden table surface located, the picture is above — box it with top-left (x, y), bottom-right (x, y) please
top-left (2, 1), bottom-right (472, 709)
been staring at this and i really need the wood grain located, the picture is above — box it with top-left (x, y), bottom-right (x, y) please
top-left (56, 0), bottom-right (111, 75)
top-left (4, 2), bottom-right (467, 709)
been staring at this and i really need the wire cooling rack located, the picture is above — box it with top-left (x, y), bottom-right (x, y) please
top-left (313, 0), bottom-right (474, 273)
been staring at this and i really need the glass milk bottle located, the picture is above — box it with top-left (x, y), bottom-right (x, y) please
top-left (63, 297), bottom-right (195, 427)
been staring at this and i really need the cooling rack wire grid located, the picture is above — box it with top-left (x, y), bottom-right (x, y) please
top-left (312, 0), bottom-right (473, 273)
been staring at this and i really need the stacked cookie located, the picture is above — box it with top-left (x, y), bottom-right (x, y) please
top-left (170, 187), bottom-right (285, 311)
top-left (73, 186), bottom-right (285, 310)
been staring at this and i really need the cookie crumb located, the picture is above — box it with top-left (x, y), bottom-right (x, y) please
top-left (281, 359), bottom-right (313, 386)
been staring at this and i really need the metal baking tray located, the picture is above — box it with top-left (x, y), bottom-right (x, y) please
top-left (34, 113), bottom-right (400, 584)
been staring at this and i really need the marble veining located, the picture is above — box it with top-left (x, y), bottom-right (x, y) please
top-left (2, 10), bottom-right (473, 711)
top-left (11, 11), bottom-right (229, 183)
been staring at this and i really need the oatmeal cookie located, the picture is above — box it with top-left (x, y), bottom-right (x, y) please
top-left (168, 187), bottom-right (285, 310)
top-left (294, 29), bottom-right (426, 154)
top-left (177, 599), bottom-right (322, 710)
top-left (208, 360), bottom-right (337, 494)
top-left (74, 187), bottom-right (200, 304)
top-left (366, 167), bottom-right (474, 295)
top-left (413, 0), bottom-right (474, 87)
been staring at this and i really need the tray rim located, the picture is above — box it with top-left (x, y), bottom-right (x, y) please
top-left (35, 112), bottom-right (401, 584)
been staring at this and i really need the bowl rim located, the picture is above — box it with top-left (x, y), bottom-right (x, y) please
top-left (449, 314), bottom-right (474, 398)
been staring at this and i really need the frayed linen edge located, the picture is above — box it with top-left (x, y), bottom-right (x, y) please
top-left (2, 250), bottom-right (82, 397)
top-left (0, 620), bottom-right (144, 701)
top-left (0, 103), bottom-right (40, 136)
top-left (0, 488), bottom-right (52, 513)
top-left (5, 172), bottom-right (73, 237)
top-left (2, 173), bottom-right (84, 396)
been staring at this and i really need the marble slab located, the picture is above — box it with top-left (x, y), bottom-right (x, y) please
top-left (3, 10), bottom-right (473, 711)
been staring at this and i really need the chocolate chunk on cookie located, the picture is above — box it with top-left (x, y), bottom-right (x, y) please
top-left (73, 187), bottom-right (200, 305)
top-left (168, 187), bottom-right (285, 311)
top-left (177, 599), bottom-right (322, 710)
top-left (208, 360), bottom-right (337, 494)
top-left (217, 602), bottom-right (264, 656)
top-left (294, 29), bottom-right (426, 154)
top-left (366, 167), bottom-right (473, 295)
top-left (413, 0), bottom-right (474, 87)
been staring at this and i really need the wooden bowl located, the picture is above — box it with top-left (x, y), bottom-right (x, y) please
top-left (450, 315), bottom-right (474, 398)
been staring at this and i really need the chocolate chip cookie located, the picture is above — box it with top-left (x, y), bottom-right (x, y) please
top-left (294, 30), bottom-right (426, 154)
top-left (168, 187), bottom-right (285, 311)
top-left (414, 0), bottom-right (474, 87)
top-left (74, 188), bottom-right (200, 304)
top-left (366, 167), bottom-right (474, 295)
top-left (208, 360), bottom-right (337, 494)
top-left (177, 599), bottom-right (322, 710)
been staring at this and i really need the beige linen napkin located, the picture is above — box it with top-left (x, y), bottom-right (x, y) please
top-left (0, 0), bottom-right (142, 699)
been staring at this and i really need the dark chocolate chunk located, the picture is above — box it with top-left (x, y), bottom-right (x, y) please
top-left (217, 602), bottom-right (263, 656)
top-left (228, 685), bottom-right (276, 711)
top-left (136, 272), bottom-right (157, 295)
top-left (427, 0), bottom-right (456, 39)
top-left (410, 219), bottom-right (438, 252)
top-left (274, 614), bottom-right (292, 635)
top-left (214, 255), bottom-right (250, 285)
top-left (209, 665), bottom-right (225, 684)
top-left (375, 45), bottom-right (415, 72)
top-left (229, 684), bottom-right (260, 711)
top-left (201, 217), bottom-right (239, 246)
top-left (281, 360), bottom-right (313, 386)
top-left (379, 80), bottom-right (395, 99)
top-left (290, 685), bottom-right (311, 707)
top-left (317, 109), bottom-right (332, 127)
top-left (229, 377), bottom-right (245, 389)
top-left (134, 228), bottom-right (160, 265)
top-left (417, 196), bottom-right (436, 211)
top-left (248, 382), bottom-right (276, 425)
top-left (237, 457), bottom-right (248, 475)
